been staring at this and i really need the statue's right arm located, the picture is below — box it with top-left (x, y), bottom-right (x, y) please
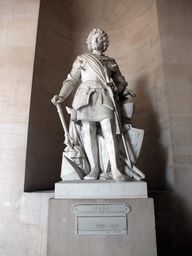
top-left (51, 57), bottom-right (81, 105)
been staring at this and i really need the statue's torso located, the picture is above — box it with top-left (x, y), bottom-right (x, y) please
top-left (72, 54), bottom-right (116, 111)
top-left (80, 58), bottom-right (113, 83)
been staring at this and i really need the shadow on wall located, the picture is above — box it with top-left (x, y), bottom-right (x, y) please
top-left (149, 190), bottom-right (192, 256)
top-left (170, 193), bottom-right (192, 256)
top-left (132, 75), bottom-right (167, 190)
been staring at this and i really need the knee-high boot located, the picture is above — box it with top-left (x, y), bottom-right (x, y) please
top-left (81, 121), bottom-right (100, 180)
top-left (101, 119), bottom-right (125, 181)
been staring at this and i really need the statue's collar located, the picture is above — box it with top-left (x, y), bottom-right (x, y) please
top-left (91, 53), bottom-right (113, 62)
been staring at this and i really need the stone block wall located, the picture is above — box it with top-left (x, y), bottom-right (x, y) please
top-left (0, 0), bottom-right (54, 255)
top-left (156, 0), bottom-right (192, 254)
top-left (0, 0), bottom-right (192, 255)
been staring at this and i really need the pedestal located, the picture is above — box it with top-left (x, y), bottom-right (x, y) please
top-left (55, 180), bottom-right (148, 199)
top-left (47, 181), bottom-right (157, 256)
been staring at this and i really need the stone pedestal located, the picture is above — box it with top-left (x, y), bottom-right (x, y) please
top-left (47, 181), bottom-right (157, 256)
top-left (55, 180), bottom-right (148, 199)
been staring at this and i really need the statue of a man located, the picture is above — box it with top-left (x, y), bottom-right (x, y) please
top-left (52, 28), bottom-right (140, 181)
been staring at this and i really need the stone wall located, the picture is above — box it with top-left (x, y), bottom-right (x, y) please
top-left (156, 0), bottom-right (192, 254)
top-left (0, 0), bottom-right (192, 255)
top-left (0, 0), bottom-right (54, 255)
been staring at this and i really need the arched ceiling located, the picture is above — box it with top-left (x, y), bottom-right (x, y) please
top-left (45, 0), bottom-right (154, 31)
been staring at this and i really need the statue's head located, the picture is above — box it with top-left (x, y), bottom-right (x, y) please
top-left (86, 28), bottom-right (109, 53)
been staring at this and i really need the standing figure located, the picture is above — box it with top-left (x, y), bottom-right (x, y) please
top-left (52, 28), bottom-right (139, 181)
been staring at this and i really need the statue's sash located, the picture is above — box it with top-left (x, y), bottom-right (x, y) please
top-left (82, 53), bottom-right (109, 86)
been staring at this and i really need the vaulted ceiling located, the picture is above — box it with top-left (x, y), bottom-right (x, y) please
top-left (43, 0), bottom-right (154, 31)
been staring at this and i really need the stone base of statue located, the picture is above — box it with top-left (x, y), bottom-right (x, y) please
top-left (47, 181), bottom-right (157, 256)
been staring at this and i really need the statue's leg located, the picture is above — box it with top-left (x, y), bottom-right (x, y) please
top-left (100, 118), bottom-right (125, 181)
top-left (81, 121), bottom-right (100, 180)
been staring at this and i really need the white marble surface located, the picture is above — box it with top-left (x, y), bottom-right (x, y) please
top-left (54, 180), bottom-right (148, 199)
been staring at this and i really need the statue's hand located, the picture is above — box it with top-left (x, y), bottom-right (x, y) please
top-left (122, 89), bottom-right (136, 98)
top-left (51, 95), bottom-right (65, 105)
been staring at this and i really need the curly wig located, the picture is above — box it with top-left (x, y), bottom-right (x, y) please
top-left (86, 28), bottom-right (109, 52)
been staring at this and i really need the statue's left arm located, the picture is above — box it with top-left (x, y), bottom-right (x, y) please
top-left (110, 60), bottom-right (136, 98)
top-left (109, 61), bottom-right (127, 95)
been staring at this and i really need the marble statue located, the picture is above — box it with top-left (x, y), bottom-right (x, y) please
top-left (52, 28), bottom-right (145, 181)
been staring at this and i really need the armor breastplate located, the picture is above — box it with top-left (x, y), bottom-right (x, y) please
top-left (80, 61), bottom-right (112, 83)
